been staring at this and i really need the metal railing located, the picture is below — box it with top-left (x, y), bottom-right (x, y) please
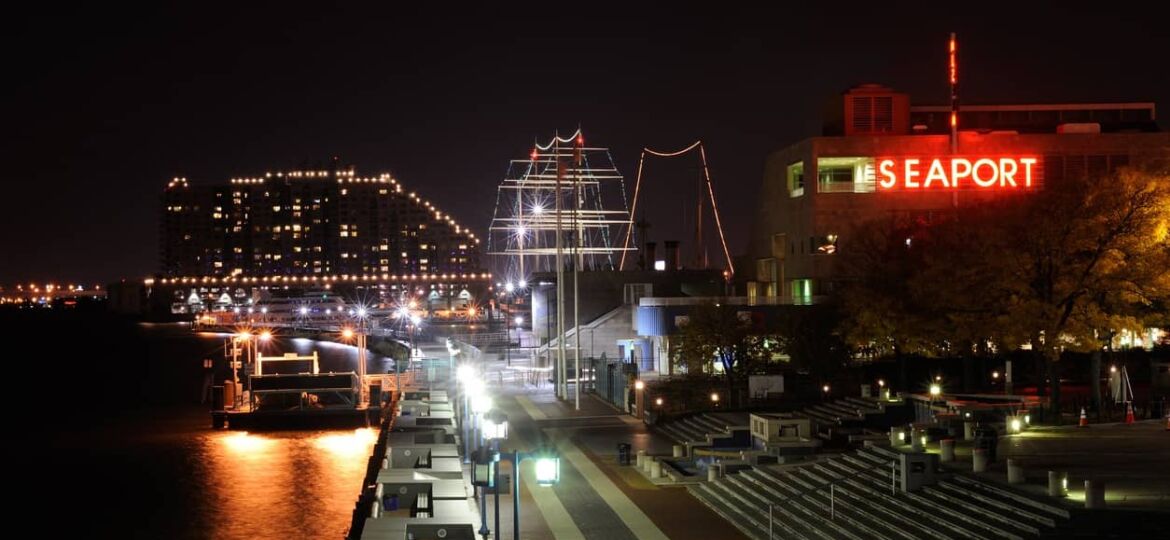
top-left (766, 458), bottom-right (898, 539)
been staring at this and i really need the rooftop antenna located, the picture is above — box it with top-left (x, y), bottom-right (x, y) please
top-left (950, 32), bottom-right (960, 208)
top-left (949, 32), bottom-right (959, 154)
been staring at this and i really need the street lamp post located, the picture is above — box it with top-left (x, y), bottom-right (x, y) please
top-left (634, 380), bottom-right (645, 419)
top-left (496, 445), bottom-right (560, 540)
top-left (469, 394), bottom-right (495, 540)
top-left (505, 282), bottom-right (514, 367)
top-left (483, 410), bottom-right (509, 540)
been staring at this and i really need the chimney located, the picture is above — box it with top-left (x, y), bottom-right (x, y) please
top-left (645, 242), bottom-right (657, 270)
top-left (664, 240), bottom-right (680, 271)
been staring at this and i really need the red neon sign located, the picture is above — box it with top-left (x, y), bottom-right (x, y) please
top-left (876, 157), bottom-right (1040, 191)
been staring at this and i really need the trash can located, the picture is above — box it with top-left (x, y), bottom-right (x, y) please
top-left (974, 426), bottom-right (998, 463)
top-left (617, 443), bottom-right (632, 466)
top-left (383, 493), bottom-right (399, 512)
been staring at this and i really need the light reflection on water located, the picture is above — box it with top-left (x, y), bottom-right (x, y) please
top-left (198, 429), bottom-right (375, 539)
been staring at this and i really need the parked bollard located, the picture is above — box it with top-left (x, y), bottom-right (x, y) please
top-left (972, 448), bottom-right (988, 472)
top-left (673, 445), bottom-right (684, 458)
top-left (376, 483), bottom-right (384, 500)
top-left (636, 450), bottom-right (645, 469)
top-left (964, 421), bottom-right (976, 441)
top-left (708, 464), bottom-right (720, 482)
top-left (370, 500), bottom-right (381, 518)
top-left (650, 460), bottom-right (663, 479)
top-left (1048, 471), bottom-right (1068, 497)
top-left (940, 439), bottom-right (955, 463)
top-left (1085, 480), bottom-right (1106, 509)
top-left (381, 457), bottom-right (389, 470)
top-left (1007, 459), bottom-right (1024, 484)
top-left (890, 427), bottom-right (904, 446)
top-left (643, 455), bottom-right (654, 473)
top-left (911, 428), bottom-right (924, 452)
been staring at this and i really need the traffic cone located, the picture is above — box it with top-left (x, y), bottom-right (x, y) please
top-left (1124, 402), bottom-right (1135, 425)
top-left (1078, 407), bottom-right (1089, 428)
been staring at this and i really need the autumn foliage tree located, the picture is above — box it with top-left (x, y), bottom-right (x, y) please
top-left (671, 302), bottom-right (768, 406)
top-left (839, 166), bottom-right (1170, 418)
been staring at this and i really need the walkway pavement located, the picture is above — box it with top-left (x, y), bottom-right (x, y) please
top-left (434, 343), bottom-right (744, 540)
top-left (915, 417), bottom-right (1170, 509)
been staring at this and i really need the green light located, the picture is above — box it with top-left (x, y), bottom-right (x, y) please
top-left (535, 457), bottom-right (560, 486)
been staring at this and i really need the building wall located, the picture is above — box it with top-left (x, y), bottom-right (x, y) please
top-left (529, 269), bottom-right (726, 345)
top-left (748, 131), bottom-right (1170, 296)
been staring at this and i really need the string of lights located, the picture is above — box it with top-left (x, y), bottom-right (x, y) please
top-left (618, 140), bottom-right (734, 274)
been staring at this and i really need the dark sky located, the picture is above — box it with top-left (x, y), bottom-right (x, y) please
top-left (3, 4), bottom-right (1167, 284)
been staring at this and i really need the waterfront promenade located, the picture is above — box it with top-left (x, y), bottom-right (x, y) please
top-left (415, 341), bottom-right (744, 540)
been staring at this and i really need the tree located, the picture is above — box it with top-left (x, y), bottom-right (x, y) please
top-left (671, 302), bottom-right (768, 406)
top-left (918, 167), bottom-right (1170, 416)
top-left (836, 166), bottom-right (1170, 417)
top-left (836, 214), bottom-right (949, 390)
top-left (773, 304), bottom-right (850, 382)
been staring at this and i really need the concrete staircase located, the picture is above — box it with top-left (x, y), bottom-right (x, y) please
top-left (656, 413), bottom-right (733, 446)
top-left (688, 445), bottom-right (1071, 539)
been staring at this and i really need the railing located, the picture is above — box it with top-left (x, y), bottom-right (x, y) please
top-left (766, 458), bottom-right (898, 539)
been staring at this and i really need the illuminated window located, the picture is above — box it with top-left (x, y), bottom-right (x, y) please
top-left (817, 157), bottom-right (876, 193)
top-left (787, 162), bottom-right (804, 197)
top-left (791, 279), bottom-right (813, 303)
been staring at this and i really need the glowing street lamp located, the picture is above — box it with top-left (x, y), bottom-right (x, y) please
top-left (482, 410), bottom-right (509, 441)
top-left (259, 330), bottom-right (272, 342)
top-left (471, 394), bottom-right (494, 418)
top-left (655, 397), bottom-right (664, 407)
top-left (457, 364), bottom-right (477, 386)
top-left (341, 327), bottom-right (355, 340)
top-left (633, 380), bottom-right (646, 418)
top-left (534, 455), bottom-right (560, 486)
top-left (929, 383), bottom-right (942, 399)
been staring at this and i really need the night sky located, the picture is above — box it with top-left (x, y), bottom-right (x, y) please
top-left (3, 5), bottom-right (1167, 284)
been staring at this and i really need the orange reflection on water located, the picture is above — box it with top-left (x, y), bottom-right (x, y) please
top-left (199, 429), bottom-right (376, 539)
top-left (221, 431), bottom-right (277, 454)
top-left (314, 428), bottom-right (378, 458)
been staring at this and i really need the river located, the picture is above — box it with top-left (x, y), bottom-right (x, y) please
top-left (10, 307), bottom-right (382, 539)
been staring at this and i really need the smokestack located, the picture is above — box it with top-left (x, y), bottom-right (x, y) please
top-left (645, 242), bottom-right (657, 270)
top-left (664, 240), bottom-right (680, 271)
